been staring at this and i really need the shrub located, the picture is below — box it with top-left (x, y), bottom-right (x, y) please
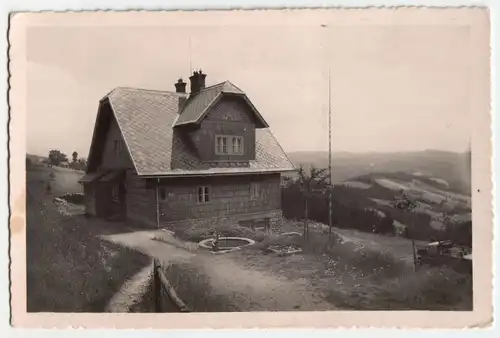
top-left (174, 222), bottom-right (267, 243)
top-left (60, 193), bottom-right (85, 205)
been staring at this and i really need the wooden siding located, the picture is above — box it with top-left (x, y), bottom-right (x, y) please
top-left (99, 114), bottom-right (135, 170)
top-left (125, 169), bottom-right (157, 226)
top-left (187, 97), bottom-right (256, 162)
top-left (158, 174), bottom-right (281, 223)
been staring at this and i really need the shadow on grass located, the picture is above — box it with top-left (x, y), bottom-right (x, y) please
top-left (163, 262), bottom-right (240, 312)
top-left (26, 170), bottom-right (151, 312)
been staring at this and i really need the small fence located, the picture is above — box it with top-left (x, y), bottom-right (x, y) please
top-left (152, 258), bottom-right (191, 313)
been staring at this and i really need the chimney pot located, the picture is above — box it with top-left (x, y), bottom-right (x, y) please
top-left (174, 78), bottom-right (187, 93)
top-left (189, 70), bottom-right (207, 95)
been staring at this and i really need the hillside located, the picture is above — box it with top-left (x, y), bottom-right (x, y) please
top-left (282, 150), bottom-right (472, 245)
top-left (287, 150), bottom-right (471, 195)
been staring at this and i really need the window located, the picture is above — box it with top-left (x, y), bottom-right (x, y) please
top-left (232, 136), bottom-right (243, 155)
top-left (250, 182), bottom-right (260, 200)
top-left (215, 135), bottom-right (244, 155)
top-left (112, 184), bottom-right (119, 199)
top-left (113, 139), bottom-right (125, 157)
top-left (216, 136), bottom-right (228, 155)
top-left (198, 186), bottom-right (210, 203)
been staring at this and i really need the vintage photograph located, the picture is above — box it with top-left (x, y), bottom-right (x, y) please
top-left (9, 8), bottom-right (492, 329)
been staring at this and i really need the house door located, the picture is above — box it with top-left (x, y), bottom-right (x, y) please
top-left (111, 180), bottom-right (127, 218)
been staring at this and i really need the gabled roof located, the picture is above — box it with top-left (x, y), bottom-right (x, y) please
top-left (173, 81), bottom-right (269, 128)
top-left (92, 85), bottom-right (294, 177)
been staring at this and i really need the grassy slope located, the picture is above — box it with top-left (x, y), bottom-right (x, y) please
top-left (26, 166), bottom-right (150, 312)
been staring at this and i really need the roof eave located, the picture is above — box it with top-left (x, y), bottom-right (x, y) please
top-left (137, 167), bottom-right (298, 178)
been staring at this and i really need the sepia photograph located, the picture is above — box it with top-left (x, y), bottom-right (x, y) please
top-left (8, 7), bottom-right (492, 329)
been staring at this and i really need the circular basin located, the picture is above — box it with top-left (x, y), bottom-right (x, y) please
top-left (199, 236), bottom-right (256, 252)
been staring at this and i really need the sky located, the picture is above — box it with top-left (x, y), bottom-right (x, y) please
top-left (26, 18), bottom-right (475, 158)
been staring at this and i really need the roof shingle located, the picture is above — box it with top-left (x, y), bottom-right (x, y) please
top-left (104, 84), bottom-right (295, 177)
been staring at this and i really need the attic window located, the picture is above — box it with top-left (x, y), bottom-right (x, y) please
top-left (113, 140), bottom-right (124, 157)
top-left (215, 135), bottom-right (244, 155)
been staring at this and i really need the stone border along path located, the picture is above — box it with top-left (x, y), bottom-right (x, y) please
top-left (105, 261), bottom-right (153, 313)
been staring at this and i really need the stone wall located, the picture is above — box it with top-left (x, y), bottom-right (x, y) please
top-left (160, 209), bottom-right (283, 234)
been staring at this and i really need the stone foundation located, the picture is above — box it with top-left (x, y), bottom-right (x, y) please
top-left (160, 209), bottom-right (283, 234)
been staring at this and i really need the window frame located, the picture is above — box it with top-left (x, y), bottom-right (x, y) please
top-left (197, 185), bottom-right (210, 203)
top-left (111, 184), bottom-right (119, 199)
top-left (250, 182), bottom-right (260, 200)
top-left (215, 135), bottom-right (244, 156)
top-left (113, 139), bottom-right (124, 157)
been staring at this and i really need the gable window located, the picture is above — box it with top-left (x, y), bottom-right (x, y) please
top-left (111, 184), bottom-right (119, 199)
top-left (113, 140), bottom-right (123, 157)
top-left (215, 135), bottom-right (244, 155)
top-left (250, 182), bottom-right (260, 200)
top-left (198, 186), bottom-right (210, 203)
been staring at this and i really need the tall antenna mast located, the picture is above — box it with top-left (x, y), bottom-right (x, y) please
top-left (328, 68), bottom-right (333, 242)
top-left (189, 36), bottom-right (192, 74)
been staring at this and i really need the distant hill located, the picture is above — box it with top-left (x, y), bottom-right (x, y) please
top-left (26, 153), bottom-right (48, 164)
top-left (287, 150), bottom-right (471, 195)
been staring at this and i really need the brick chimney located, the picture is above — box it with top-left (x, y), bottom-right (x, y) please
top-left (174, 78), bottom-right (187, 93)
top-left (189, 70), bottom-right (206, 95)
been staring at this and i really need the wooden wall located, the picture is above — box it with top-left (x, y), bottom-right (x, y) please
top-left (158, 173), bottom-right (281, 223)
top-left (187, 97), bottom-right (256, 162)
top-left (99, 113), bottom-right (134, 170)
top-left (125, 169), bottom-right (157, 226)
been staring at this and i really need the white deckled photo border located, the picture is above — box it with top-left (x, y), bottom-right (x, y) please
top-left (1, 0), bottom-right (498, 335)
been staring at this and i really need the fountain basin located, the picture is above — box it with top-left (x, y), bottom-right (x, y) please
top-left (199, 236), bottom-right (256, 253)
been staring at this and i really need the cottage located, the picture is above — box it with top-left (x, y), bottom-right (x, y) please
top-left (79, 71), bottom-right (295, 232)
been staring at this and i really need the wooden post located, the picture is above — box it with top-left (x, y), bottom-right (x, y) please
top-left (327, 68), bottom-right (333, 244)
top-left (155, 178), bottom-right (160, 229)
top-left (412, 239), bottom-right (417, 272)
top-left (153, 259), bottom-right (161, 312)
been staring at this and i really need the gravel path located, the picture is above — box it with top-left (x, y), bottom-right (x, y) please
top-left (102, 230), bottom-right (336, 311)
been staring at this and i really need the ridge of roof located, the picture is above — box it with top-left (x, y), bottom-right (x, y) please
top-left (101, 86), bottom-right (188, 102)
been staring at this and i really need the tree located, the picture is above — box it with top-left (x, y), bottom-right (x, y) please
top-left (48, 149), bottom-right (68, 166)
top-left (296, 165), bottom-right (329, 242)
top-left (72, 151), bottom-right (78, 163)
top-left (392, 189), bottom-right (419, 271)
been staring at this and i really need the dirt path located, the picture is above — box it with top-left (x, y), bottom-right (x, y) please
top-left (102, 230), bottom-right (336, 311)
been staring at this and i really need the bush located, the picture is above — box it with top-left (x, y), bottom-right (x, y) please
top-left (60, 193), bottom-right (85, 205)
top-left (174, 222), bottom-right (268, 243)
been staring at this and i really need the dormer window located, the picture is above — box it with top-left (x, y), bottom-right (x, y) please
top-left (216, 135), bottom-right (244, 155)
top-left (232, 137), bottom-right (243, 154)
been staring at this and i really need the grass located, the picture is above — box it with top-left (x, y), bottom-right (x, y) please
top-left (326, 266), bottom-right (473, 310)
top-left (26, 166), bottom-right (151, 312)
top-left (163, 262), bottom-right (239, 312)
top-left (240, 219), bottom-right (472, 311)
